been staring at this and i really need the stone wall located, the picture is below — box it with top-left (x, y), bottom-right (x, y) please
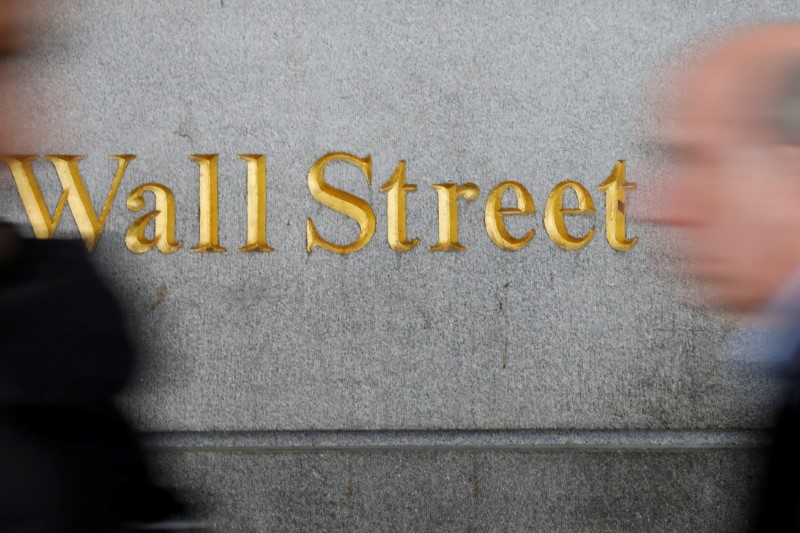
top-left (0, 1), bottom-right (793, 530)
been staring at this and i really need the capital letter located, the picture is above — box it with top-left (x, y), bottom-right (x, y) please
top-left (484, 181), bottom-right (535, 251)
top-left (598, 160), bottom-right (637, 251)
top-left (544, 180), bottom-right (595, 250)
top-left (1, 154), bottom-right (134, 252)
top-left (379, 160), bottom-right (419, 252)
top-left (429, 182), bottom-right (479, 252)
top-left (125, 184), bottom-right (182, 254)
top-left (190, 154), bottom-right (226, 253)
top-left (238, 154), bottom-right (275, 252)
top-left (306, 152), bottom-right (375, 254)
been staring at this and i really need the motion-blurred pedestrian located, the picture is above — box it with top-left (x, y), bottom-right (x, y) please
top-left (0, 2), bottom-right (194, 531)
top-left (656, 24), bottom-right (800, 532)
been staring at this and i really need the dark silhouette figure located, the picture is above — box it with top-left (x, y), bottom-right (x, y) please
top-left (0, 222), bottom-right (184, 532)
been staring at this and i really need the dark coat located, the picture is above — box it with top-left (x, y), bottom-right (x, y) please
top-left (754, 387), bottom-right (800, 532)
top-left (0, 233), bottom-right (177, 532)
top-left (0, 237), bottom-right (134, 408)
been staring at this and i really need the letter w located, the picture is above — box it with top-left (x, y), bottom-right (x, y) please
top-left (1, 155), bottom-right (135, 252)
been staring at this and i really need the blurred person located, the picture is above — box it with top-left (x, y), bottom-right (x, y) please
top-left (656, 24), bottom-right (800, 532)
top-left (0, 2), bottom-right (198, 531)
top-left (0, 224), bottom-right (189, 532)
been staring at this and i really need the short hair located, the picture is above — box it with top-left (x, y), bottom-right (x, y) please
top-left (771, 60), bottom-right (800, 144)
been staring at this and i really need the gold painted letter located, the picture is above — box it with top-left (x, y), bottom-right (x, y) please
top-left (544, 180), bottom-right (595, 250)
top-left (379, 160), bottom-right (419, 252)
top-left (125, 184), bottom-right (182, 254)
top-left (484, 181), bottom-right (535, 251)
top-left (598, 160), bottom-right (637, 251)
top-left (0, 154), bottom-right (134, 252)
top-left (190, 154), bottom-right (226, 253)
top-left (306, 152), bottom-right (376, 254)
top-left (429, 182), bottom-right (479, 252)
top-left (238, 154), bottom-right (275, 252)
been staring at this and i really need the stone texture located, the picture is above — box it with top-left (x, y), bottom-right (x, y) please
top-left (0, 0), bottom-right (792, 433)
top-left (0, 2), bottom-right (789, 530)
top-left (150, 447), bottom-right (765, 532)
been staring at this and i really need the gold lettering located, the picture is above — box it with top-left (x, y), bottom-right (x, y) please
top-left (0, 154), bottom-right (134, 252)
top-left (379, 160), bottom-right (419, 252)
top-left (429, 182), bottom-right (479, 252)
top-left (484, 181), bottom-right (535, 251)
top-left (544, 180), bottom-right (595, 250)
top-left (306, 152), bottom-right (376, 254)
top-left (125, 184), bottom-right (182, 254)
top-left (238, 154), bottom-right (275, 252)
top-left (598, 160), bottom-right (637, 251)
top-left (190, 154), bottom-right (226, 253)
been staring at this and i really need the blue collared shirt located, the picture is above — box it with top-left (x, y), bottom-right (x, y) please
top-left (722, 270), bottom-right (800, 383)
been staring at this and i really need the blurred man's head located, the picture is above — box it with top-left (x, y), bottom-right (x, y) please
top-left (0, 0), bottom-right (40, 55)
top-left (0, 0), bottom-right (48, 151)
top-left (658, 25), bottom-right (800, 313)
top-left (0, 0), bottom-right (47, 264)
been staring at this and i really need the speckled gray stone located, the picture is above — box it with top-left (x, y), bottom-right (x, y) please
top-left (149, 447), bottom-right (765, 532)
top-left (2, 2), bottom-right (792, 529)
top-left (0, 1), bottom-right (792, 435)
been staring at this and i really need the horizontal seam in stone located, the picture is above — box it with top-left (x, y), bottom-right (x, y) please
top-left (139, 429), bottom-right (770, 452)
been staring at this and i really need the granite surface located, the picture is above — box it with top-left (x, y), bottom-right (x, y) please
top-left (0, 0), bottom-right (794, 433)
top-left (150, 447), bottom-right (764, 532)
